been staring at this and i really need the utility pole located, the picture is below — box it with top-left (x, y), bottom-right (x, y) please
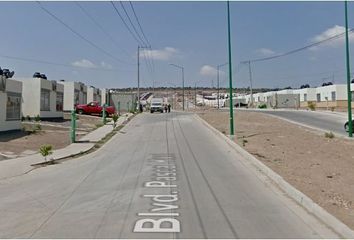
top-left (345, 0), bottom-right (353, 137)
top-left (248, 60), bottom-right (254, 107)
top-left (227, 0), bottom-right (234, 136)
top-left (137, 45), bottom-right (151, 109)
top-left (217, 63), bottom-right (228, 109)
top-left (195, 82), bottom-right (197, 109)
top-left (170, 63), bottom-right (185, 111)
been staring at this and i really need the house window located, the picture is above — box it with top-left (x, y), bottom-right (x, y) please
top-left (331, 91), bottom-right (336, 101)
top-left (304, 93), bottom-right (307, 102)
top-left (6, 92), bottom-right (21, 120)
top-left (317, 93), bottom-right (321, 102)
top-left (40, 89), bottom-right (50, 111)
top-left (56, 92), bottom-right (63, 111)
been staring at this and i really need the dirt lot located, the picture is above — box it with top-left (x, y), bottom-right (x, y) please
top-left (198, 109), bottom-right (354, 230)
top-left (0, 113), bottom-right (103, 159)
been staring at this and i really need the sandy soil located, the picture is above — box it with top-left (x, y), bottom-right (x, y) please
top-left (198, 109), bottom-right (354, 230)
top-left (0, 114), bottom-right (103, 157)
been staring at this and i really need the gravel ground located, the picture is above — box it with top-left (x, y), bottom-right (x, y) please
top-left (198, 109), bottom-right (354, 230)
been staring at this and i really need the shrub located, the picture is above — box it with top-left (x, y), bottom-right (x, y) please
top-left (325, 132), bottom-right (335, 139)
top-left (308, 102), bottom-right (316, 111)
top-left (242, 136), bottom-right (248, 147)
top-left (26, 115), bottom-right (31, 121)
top-left (258, 103), bottom-right (267, 109)
top-left (112, 113), bottom-right (119, 128)
top-left (330, 107), bottom-right (335, 112)
top-left (39, 144), bottom-right (53, 162)
top-left (95, 123), bottom-right (104, 129)
top-left (34, 115), bottom-right (41, 122)
top-left (21, 116), bottom-right (25, 121)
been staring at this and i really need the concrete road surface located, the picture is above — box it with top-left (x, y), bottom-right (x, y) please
top-left (0, 112), bottom-right (339, 238)
top-left (237, 109), bottom-right (348, 137)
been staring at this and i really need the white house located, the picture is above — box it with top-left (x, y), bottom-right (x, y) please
top-left (263, 91), bottom-right (275, 103)
top-left (0, 78), bottom-right (22, 132)
top-left (20, 77), bottom-right (64, 119)
top-left (87, 86), bottom-right (101, 105)
top-left (101, 88), bottom-right (107, 105)
top-left (253, 92), bottom-right (265, 105)
top-left (276, 89), bottom-right (294, 94)
top-left (314, 84), bottom-right (347, 110)
top-left (61, 81), bottom-right (87, 111)
top-left (293, 88), bottom-right (317, 108)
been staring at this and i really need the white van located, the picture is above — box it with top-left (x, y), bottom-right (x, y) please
top-left (150, 98), bottom-right (164, 113)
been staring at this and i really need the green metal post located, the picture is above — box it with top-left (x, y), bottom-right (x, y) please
top-left (118, 101), bottom-right (121, 116)
top-left (70, 110), bottom-right (76, 143)
top-left (227, 0), bottom-right (234, 136)
top-left (345, 0), bottom-right (353, 137)
top-left (102, 104), bottom-right (106, 124)
top-left (127, 102), bottom-right (130, 113)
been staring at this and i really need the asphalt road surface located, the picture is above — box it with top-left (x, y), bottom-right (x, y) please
top-left (0, 112), bottom-right (339, 238)
top-left (237, 109), bottom-right (348, 137)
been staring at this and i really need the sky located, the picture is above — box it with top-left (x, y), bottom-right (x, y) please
top-left (0, 1), bottom-right (353, 89)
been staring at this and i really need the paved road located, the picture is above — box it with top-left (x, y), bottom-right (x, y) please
top-left (237, 109), bottom-right (348, 137)
top-left (0, 112), bottom-right (338, 238)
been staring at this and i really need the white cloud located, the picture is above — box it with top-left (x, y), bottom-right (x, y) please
top-left (100, 61), bottom-right (112, 69)
top-left (256, 48), bottom-right (275, 56)
top-left (71, 59), bottom-right (113, 69)
top-left (200, 65), bottom-right (218, 77)
top-left (140, 47), bottom-right (179, 61)
top-left (72, 59), bottom-right (96, 68)
top-left (310, 25), bottom-right (354, 50)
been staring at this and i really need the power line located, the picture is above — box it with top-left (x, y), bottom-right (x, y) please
top-left (128, 1), bottom-right (150, 46)
top-left (110, 1), bottom-right (144, 45)
top-left (119, 1), bottom-right (156, 82)
top-left (243, 29), bottom-right (354, 63)
top-left (75, 2), bottom-right (133, 60)
top-left (119, 1), bottom-right (146, 46)
top-left (37, 2), bottom-right (132, 66)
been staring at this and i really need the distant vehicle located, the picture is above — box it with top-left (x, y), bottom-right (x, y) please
top-left (344, 121), bottom-right (354, 132)
top-left (75, 101), bottom-right (115, 116)
top-left (150, 98), bottom-right (164, 113)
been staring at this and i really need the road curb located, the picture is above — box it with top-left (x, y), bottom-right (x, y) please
top-left (194, 113), bottom-right (354, 238)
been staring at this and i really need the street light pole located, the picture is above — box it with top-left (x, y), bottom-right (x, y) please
top-left (227, 0), bottom-right (234, 136)
top-left (195, 82), bottom-right (197, 109)
top-left (248, 60), bottom-right (254, 107)
top-left (169, 63), bottom-right (185, 111)
top-left (137, 46), bottom-right (140, 109)
top-left (345, 0), bottom-right (353, 137)
top-left (217, 62), bottom-right (228, 109)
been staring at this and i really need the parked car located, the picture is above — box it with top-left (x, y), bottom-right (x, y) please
top-left (150, 98), bottom-right (164, 113)
top-left (344, 121), bottom-right (354, 132)
top-left (75, 101), bottom-right (115, 116)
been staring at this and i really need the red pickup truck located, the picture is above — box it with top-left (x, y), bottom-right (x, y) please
top-left (75, 101), bottom-right (115, 116)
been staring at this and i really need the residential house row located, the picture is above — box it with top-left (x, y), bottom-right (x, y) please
top-left (0, 76), bottom-right (107, 132)
top-left (235, 83), bottom-right (354, 110)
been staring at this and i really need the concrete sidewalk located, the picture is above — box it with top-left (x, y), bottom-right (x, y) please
top-left (0, 113), bottom-right (133, 180)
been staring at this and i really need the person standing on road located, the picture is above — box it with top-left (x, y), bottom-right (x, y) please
top-left (139, 103), bottom-right (143, 113)
top-left (164, 104), bottom-right (168, 113)
top-left (168, 104), bottom-right (171, 113)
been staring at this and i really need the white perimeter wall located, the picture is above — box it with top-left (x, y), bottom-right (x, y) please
top-left (0, 79), bottom-right (22, 131)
